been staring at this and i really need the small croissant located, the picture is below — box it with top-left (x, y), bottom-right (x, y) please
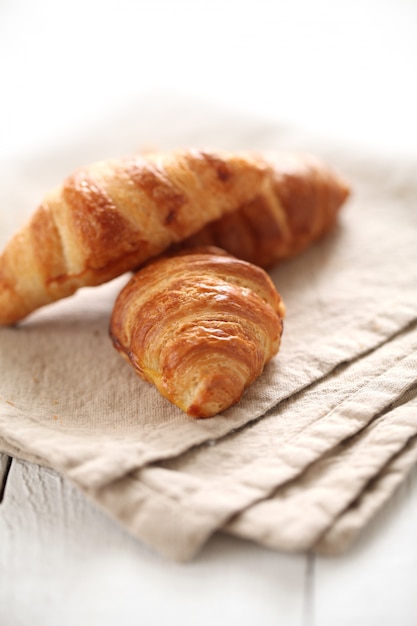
top-left (110, 248), bottom-right (285, 418)
top-left (0, 149), bottom-right (349, 325)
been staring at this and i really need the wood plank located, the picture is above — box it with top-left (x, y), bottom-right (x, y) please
top-left (0, 460), bottom-right (307, 626)
top-left (313, 463), bottom-right (417, 626)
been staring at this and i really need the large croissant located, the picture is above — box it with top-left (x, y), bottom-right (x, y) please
top-left (110, 249), bottom-right (285, 418)
top-left (0, 149), bottom-right (349, 325)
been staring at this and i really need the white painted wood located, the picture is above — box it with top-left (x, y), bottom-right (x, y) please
top-left (3, 459), bottom-right (416, 626)
top-left (313, 463), bottom-right (417, 626)
top-left (0, 460), bottom-right (307, 626)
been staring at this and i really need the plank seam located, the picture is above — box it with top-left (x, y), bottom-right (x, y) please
top-left (303, 552), bottom-right (315, 626)
top-left (0, 456), bottom-right (13, 503)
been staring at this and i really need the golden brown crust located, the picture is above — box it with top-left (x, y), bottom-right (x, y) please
top-left (110, 249), bottom-right (285, 418)
top-left (0, 149), bottom-right (349, 325)
top-left (178, 153), bottom-right (350, 267)
top-left (0, 150), bottom-right (269, 324)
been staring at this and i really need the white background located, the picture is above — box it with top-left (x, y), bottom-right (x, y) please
top-left (0, 0), bottom-right (416, 160)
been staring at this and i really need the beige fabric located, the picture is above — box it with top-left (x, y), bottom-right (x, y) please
top-left (225, 390), bottom-right (417, 554)
top-left (0, 96), bottom-right (416, 560)
top-left (315, 433), bottom-right (417, 555)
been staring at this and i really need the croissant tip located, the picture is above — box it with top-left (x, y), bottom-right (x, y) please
top-left (181, 370), bottom-right (245, 419)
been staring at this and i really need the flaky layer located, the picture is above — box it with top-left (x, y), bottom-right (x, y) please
top-left (110, 249), bottom-right (285, 418)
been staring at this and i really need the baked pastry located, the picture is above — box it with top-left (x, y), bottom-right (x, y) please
top-left (0, 149), bottom-right (349, 325)
top-left (110, 248), bottom-right (285, 418)
top-left (176, 152), bottom-right (350, 267)
top-left (0, 150), bottom-right (270, 325)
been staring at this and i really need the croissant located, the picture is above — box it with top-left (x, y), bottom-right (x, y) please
top-left (0, 149), bottom-right (349, 325)
top-left (110, 248), bottom-right (285, 418)
top-left (176, 152), bottom-right (350, 268)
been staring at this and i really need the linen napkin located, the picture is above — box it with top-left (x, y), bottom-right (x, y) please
top-left (77, 326), bottom-right (417, 560)
top-left (1, 94), bottom-right (416, 560)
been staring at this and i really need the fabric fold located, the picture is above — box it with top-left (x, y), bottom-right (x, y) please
top-left (314, 434), bottom-right (417, 555)
top-left (225, 392), bottom-right (417, 555)
top-left (71, 332), bottom-right (417, 560)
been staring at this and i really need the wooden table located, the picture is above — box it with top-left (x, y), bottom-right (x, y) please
top-left (1, 454), bottom-right (416, 625)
